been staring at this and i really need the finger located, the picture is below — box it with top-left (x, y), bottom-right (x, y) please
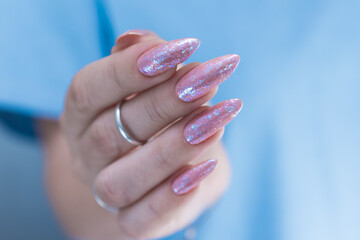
top-left (115, 159), bottom-right (219, 239)
top-left (94, 99), bottom-right (243, 208)
top-left (82, 54), bottom-right (240, 166)
top-left (62, 37), bottom-right (200, 137)
top-left (80, 63), bottom-right (215, 164)
top-left (111, 29), bottom-right (158, 54)
top-left (122, 54), bottom-right (240, 140)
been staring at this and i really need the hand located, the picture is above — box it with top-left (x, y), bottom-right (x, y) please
top-left (59, 30), bottom-right (242, 239)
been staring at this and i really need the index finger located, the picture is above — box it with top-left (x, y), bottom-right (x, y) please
top-left (62, 36), bottom-right (200, 137)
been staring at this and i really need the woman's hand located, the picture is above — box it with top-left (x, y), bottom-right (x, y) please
top-left (53, 30), bottom-right (242, 239)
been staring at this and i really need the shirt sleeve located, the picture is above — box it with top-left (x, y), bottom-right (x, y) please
top-left (0, 0), bottom-right (115, 119)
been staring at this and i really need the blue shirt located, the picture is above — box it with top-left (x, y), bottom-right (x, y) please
top-left (1, 0), bottom-right (359, 239)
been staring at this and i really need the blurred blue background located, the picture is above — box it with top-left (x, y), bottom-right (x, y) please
top-left (0, 0), bottom-right (359, 239)
top-left (0, 115), bottom-right (65, 240)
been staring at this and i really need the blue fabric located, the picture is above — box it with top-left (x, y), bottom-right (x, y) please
top-left (1, 0), bottom-right (360, 239)
top-left (0, 1), bottom-right (108, 118)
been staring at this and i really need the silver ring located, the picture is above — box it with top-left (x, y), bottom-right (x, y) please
top-left (115, 102), bottom-right (144, 146)
top-left (92, 182), bottom-right (119, 213)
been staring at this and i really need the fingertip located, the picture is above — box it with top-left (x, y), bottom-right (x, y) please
top-left (171, 158), bottom-right (218, 195)
top-left (112, 29), bottom-right (159, 53)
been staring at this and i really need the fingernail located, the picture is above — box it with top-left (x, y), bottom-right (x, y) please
top-left (137, 38), bottom-right (200, 76)
top-left (176, 54), bottom-right (240, 102)
top-left (172, 159), bottom-right (217, 195)
top-left (112, 30), bottom-right (150, 53)
top-left (184, 99), bottom-right (243, 144)
top-left (116, 29), bottom-right (149, 44)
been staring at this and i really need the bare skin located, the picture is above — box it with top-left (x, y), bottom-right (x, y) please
top-left (37, 31), bottom-right (232, 240)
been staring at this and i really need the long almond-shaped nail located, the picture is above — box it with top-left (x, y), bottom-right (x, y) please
top-left (184, 99), bottom-right (243, 144)
top-left (137, 38), bottom-right (200, 76)
top-left (172, 159), bottom-right (217, 195)
top-left (176, 54), bottom-right (240, 102)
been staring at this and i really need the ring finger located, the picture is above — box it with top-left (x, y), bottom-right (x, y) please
top-left (94, 98), bottom-right (243, 209)
top-left (82, 54), bottom-right (240, 169)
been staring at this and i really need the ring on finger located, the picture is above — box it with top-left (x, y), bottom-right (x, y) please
top-left (115, 102), bottom-right (145, 146)
top-left (93, 182), bottom-right (119, 213)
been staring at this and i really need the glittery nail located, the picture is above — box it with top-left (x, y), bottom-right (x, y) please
top-left (176, 54), bottom-right (240, 102)
top-left (184, 99), bottom-right (243, 144)
top-left (172, 159), bottom-right (217, 195)
top-left (137, 38), bottom-right (200, 76)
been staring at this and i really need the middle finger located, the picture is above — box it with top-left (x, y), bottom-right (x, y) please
top-left (94, 98), bottom-right (243, 208)
top-left (81, 54), bottom-right (240, 168)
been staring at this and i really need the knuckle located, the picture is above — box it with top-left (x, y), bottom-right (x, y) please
top-left (96, 171), bottom-right (133, 207)
top-left (114, 185), bottom-right (133, 207)
top-left (95, 172), bottom-right (119, 206)
top-left (68, 74), bottom-right (93, 114)
top-left (117, 197), bottom-right (165, 240)
top-left (151, 144), bottom-right (173, 170)
top-left (89, 117), bottom-right (119, 157)
top-left (145, 95), bottom-right (171, 124)
top-left (146, 196), bottom-right (164, 219)
top-left (117, 218), bottom-right (144, 240)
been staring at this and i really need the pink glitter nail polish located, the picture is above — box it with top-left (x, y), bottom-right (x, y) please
top-left (137, 38), bottom-right (200, 76)
top-left (172, 159), bottom-right (217, 195)
top-left (176, 54), bottom-right (240, 102)
top-left (184, 99), bottom-right (243, 144)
